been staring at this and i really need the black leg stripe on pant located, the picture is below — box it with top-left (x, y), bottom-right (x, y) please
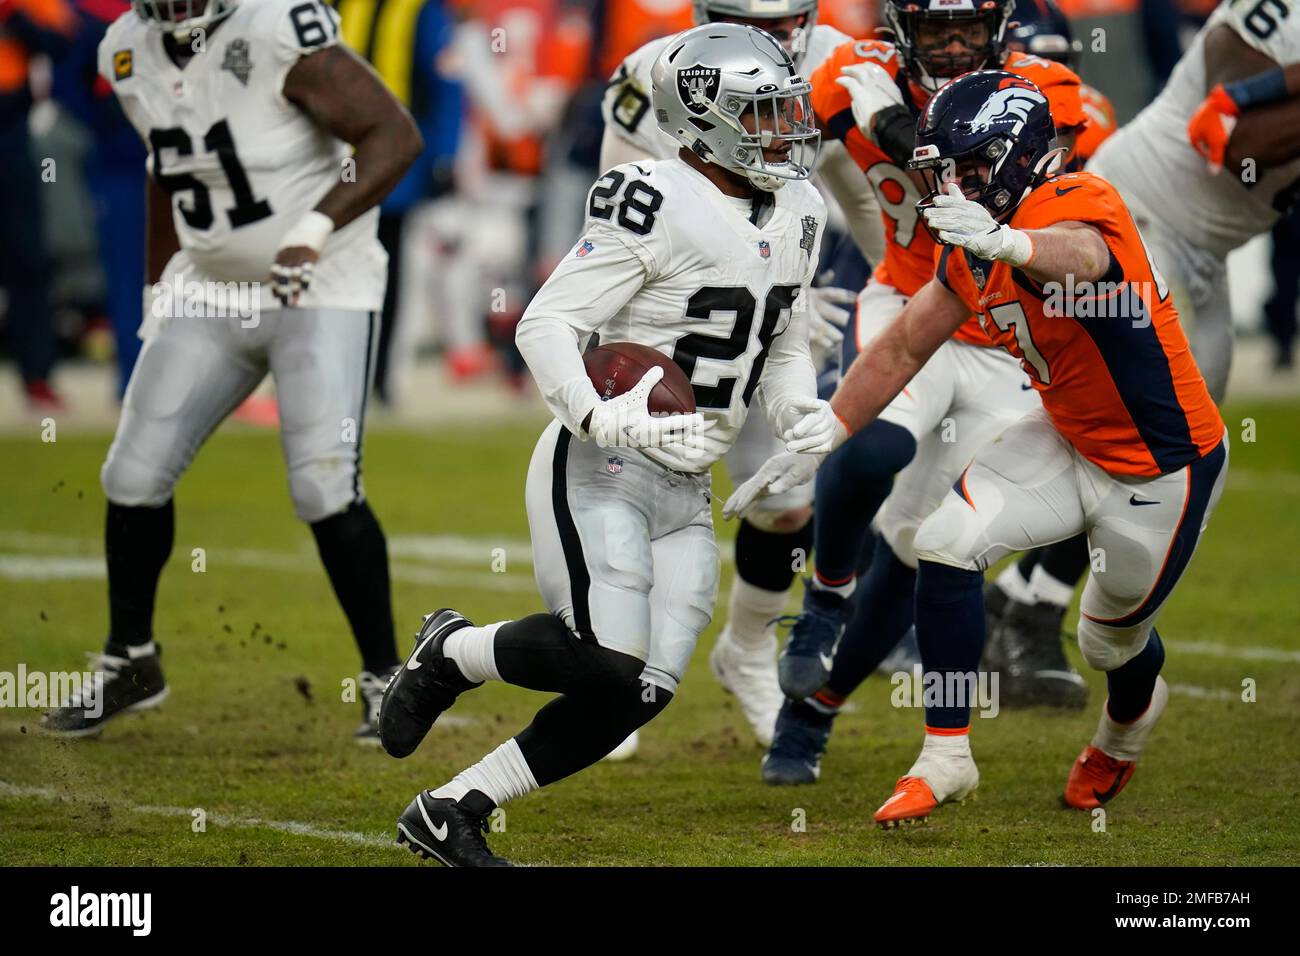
top-left (551, 427), bottom-right (594, 641)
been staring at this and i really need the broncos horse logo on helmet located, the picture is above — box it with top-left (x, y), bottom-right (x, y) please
top-left (908, 70), bottom-right (1064, 225)
top-left (968, 80), bottom-right (1046, 132)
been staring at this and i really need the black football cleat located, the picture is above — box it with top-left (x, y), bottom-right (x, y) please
top-left (396, 790), bottom-right (513, 867)
top-left (39, 645), bottom-right (168, 738)
top-left (379, 609), bottom-right (481, 758)
top-left (985, 599), bottom-right (1088, 709)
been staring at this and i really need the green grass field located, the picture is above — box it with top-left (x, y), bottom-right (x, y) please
top-left (2, 400), bottom-right (1298, 866)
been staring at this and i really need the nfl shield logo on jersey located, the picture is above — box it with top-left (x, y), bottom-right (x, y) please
top-left (576, 240), bottom-right (594, 258)
top-left (757, 241), bottom-right (770, 259)
top-left (606, 457), bottom-right (624, 475)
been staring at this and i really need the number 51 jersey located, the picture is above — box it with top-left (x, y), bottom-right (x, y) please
top-left (99, 0), bottom-right (386, 312)
top-left (521, 160), bottom-right (827, 474)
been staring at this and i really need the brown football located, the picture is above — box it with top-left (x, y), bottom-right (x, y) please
top-left (583, 342), bottom-right (696, 415)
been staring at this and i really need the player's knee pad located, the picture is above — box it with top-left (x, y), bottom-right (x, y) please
top-left (913, 497), bottom-right (983, 571)
top-left (742, 504), bottom-right (812, 535)
top-left (287, 459), bottom-right (358, 524)
top-left (1076, 615), bottom-right (1152, 672)
top-left (100, 446), bottom-right (175, 508)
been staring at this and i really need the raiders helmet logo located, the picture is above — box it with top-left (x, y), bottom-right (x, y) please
top-left (678, 64), bottom-right (721, 115)
top-left (967, 86), bottom-right (1045, 134)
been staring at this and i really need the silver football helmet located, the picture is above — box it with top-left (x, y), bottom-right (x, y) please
top-left (652, 23), bottom-right (820, 192)
top-left (691, 0), bottom-right (820, 65)
top-left (132, 0), bottom-right (238, 40)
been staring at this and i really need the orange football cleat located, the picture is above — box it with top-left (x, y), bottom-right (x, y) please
top-left (873, 776), bottom-right (940, 828)
top-left (1063, 745), bottom-right (1135, 810)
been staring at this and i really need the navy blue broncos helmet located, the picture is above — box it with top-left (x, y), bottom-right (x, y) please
top-left (908, 70), bottom-right (1063, 224)
top-left (1007, 0), bottom-right (1082, 66)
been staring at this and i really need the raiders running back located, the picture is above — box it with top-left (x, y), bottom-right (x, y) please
top-left (520, 158), bottom-right (826, 475)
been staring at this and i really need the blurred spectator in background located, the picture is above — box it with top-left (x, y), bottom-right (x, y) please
top-left (0, 0), bottom-right (73, 410)
top-left (1057, 0), bottom-right (1182, 121)
top-left (332, 0), bottom-right (466, 405)
top-left (51, 0), bottom-right (145, 399)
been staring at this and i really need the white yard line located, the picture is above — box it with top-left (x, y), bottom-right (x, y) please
top-left (0, 779), bottom-right (404, 851)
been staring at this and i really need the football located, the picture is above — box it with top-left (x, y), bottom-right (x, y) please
top-left (583, 342), bottom-right (696, 415)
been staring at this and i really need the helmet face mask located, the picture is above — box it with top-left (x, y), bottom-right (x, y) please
top-left (884, 0), bottom-right (1016, 93)
top-left (690, 0), bottom-right (820, 67)
top-left (654, 23), bottom-right (821, 191)
top-left (908, 70), bottom-right (1062, 232)
top-left (133, 0), bottom-right (237, 40)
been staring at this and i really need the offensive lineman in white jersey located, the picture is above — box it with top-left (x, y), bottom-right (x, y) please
top-left (1088, 0), bottom-right (1300, 401)
top-left (600, 1), bottom-right (883, 753)
top-left (40, 0), bottom-right (422, 740)
top-left (377, 23), bottom-right (839, 866)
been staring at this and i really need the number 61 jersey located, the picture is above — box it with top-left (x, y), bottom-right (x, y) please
top-left (519, 159), bottom-right (827, 474)
top-left (99, 0), bottom-right (386, 312)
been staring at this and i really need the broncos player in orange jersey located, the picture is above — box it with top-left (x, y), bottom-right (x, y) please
top-left (747, 71), bottom-right (1226, 824)
top-left (736, 0), bottom-right (1094, 787)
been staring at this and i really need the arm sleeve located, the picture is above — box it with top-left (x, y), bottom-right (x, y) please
top-left (817, 140), bottom-right (885, 265)
top-left (515, 224), bottom-right (654, 436)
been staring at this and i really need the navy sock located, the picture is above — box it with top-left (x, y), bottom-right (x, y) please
top-left (827, 537), bottom-right (917, 698)
top-left (812, 419), bottom-right (916, 585)
top-left (1106, 629), bottom-right (1166, 723)
top-left (914, 560), bottom-right (987, 729)
top-left (1039, 533), bottom-right (1090, 589)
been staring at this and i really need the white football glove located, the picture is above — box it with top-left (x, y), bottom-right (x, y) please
top-left (834, 62), bottom-right (904, 141)
top-left (584, 365), bottom-right (712, 450)
top-left (271, 259), bottom-right (316, 307)
top-left (723, 451), bottom-right (824, 520)
top-left (922, 183), bottom-right (1034, 266)
top-left (808, 273), bottom-right (856, 367)
top-left (776, 396), bottom-right (848, 456)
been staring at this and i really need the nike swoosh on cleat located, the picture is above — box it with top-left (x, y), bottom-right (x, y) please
top-left (407, 630), bottom-right (438, 670)
top-left (819, 652), bottom-right (834, 671)
top-left (1129, 494), bottom-right (1160, 506)
top-left (416, 793), bottom-right (450, 841)
top-left (1092, 771), bottom-right (1126, 804)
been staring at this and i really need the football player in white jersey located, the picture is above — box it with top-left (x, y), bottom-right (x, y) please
top-left (378, 23), bottom-right (837, 866)
top-left (600, 0), bottom-right (882, 753)
top-left (1088, 0), bottom-right (1300, 402)
top-left (40, 0), bottom-right (422, 741)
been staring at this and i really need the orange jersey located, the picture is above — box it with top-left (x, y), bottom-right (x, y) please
top-left (1075, 83), bottom-right (1117, 164)
top-left (809, 40), bottom-right (1086, 345)
top-left (935, 171), bottom-right (1224, 477)
top-left (595, 0), bottom-right (693, 80)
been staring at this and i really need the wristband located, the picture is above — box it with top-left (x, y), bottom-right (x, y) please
top-left (1223, 67), bottom-right (1287, 111)
top-left (278, 211), bottom-right (335, 253)
top-left (1001, 227), bottom-right (1034, 268)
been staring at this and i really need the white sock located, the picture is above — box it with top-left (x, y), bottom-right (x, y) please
top-left (811, 571), bottom-right (855, 599)
top-left (442, 622), bottom-right (504, 683)
top-left (724, 578), bottom-right (790, 649)
top-left (917, 729), bottom-right (972, 763)
top-left (994, 563), bottom-right (1035, 604)
top-left (430, 738), bottom-right (539, 806)
top-left (1029, 564), bottom-right (1075, 609)
top-left (1093, 676), bottom-right (1169, 762)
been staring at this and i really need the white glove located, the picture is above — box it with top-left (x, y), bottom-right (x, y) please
top-left (922, 183), bottom-right (1034, 266)
top-left (834, 62), bottom-right (904, 141)
top-left (777, 396), bottom-right (848, 456)
top-left (723, 451), bottom-right (824, 520)
top-left (584, 365), bottom-right (711, 450)
top-left (808, 273), bottom-right (856, 367)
